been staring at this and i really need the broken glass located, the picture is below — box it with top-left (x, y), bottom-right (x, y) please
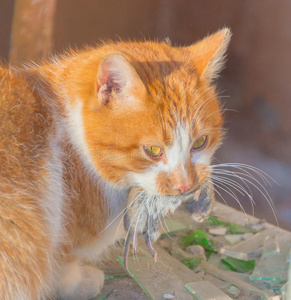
top-left (181, 229), bottom-right (216, 252)
top-left (185, 281), bottom-right (233, 300)
top-left (198, 261), bottom-right (275, 299)
top-left (117, 244), bottom-right (202, 300)
top-left (222, 257), bottom-right (256, 273)
top-left (220, 230), bottom-right (278, 261)
top-left (249, 233), bottom-right (291, 282)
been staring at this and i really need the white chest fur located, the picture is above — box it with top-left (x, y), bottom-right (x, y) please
top-left (73, 185), bottom-right (128, 260)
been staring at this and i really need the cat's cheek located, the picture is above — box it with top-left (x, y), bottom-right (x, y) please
top-left (130, 170), bottom-right (159, 195)
top-left (191, 149), bottom-right (212, 166)
top-left (155, 171), bottom-right (180, 196)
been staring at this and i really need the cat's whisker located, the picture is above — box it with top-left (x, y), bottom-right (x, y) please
top-left (159, 211), bottom-right (175, 242)
top-left (100, 194), bottom-right (140, 236)
top-left (146, 195), bottom-right (155, 244)
top-left (191, 94), bottom-right (218, 129)
top-left (210, 175), bottom-right (255, 218)
top-left (197, 109), bottom-right (225, 130)
top-left (205, 179), bottom-right (229, 209)
top-left (211, 174), bottom-right (253, 200)
top-left (123, 196), bottom-right (146, 264)
top-left (212, 163), bottom-right (275, 185)
top-left (132, 205), bottom-right (145, 262)
top-left (113, 212), bottom-right (128, 242)
top-left (211, 178), bottom-right (245, 207)
top-left (132, 194), bottom-right (148, 254)
top-left (191, 88), bottom-right (227, 127)
top-left (112, 191), bottom-right (140, 241)
top-left (210, 163), bottom-right (279, 227)
top-left (191, 91), bottom-right (216, 124)
top-left (211, 170), bottom-right (258, 201)
top-left (211, 179), bottom-right (250, 224)
top-left (211, 166), bottom-right (265, 188)
top-left (210, 169), bottom-right (255, 198)
top-left (158, 216), bottom-right (169, 237)
top-left (211, 175), bottom-right (247, 197)
top-left (211, 165), bottom-right (276, 214)
top-left (161, 212), bottom-right (173, 236)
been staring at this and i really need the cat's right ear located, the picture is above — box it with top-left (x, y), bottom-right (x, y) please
top-left (94, 54), bottom-right (146, 110)
top-left (186, 28), bottom-right (231, 84)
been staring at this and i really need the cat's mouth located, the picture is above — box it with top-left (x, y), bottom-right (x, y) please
top-left (180, 185), bottom-right (201, 197)
top-left (162, 185), bottom-right (202, 203)
top-left (123, 181), bottom-right (215, 273)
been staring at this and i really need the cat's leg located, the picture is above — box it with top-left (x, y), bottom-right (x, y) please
top-left (0, 198), bottom-right (53, 300)
top-left (55, 259), bottom-right (104, 300)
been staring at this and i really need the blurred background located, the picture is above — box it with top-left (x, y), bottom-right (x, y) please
top-left (1, 0), bottom-right (290, 230)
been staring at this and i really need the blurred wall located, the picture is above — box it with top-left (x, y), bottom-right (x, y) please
top-left (52, 0), bottom-right (291, 163)
top-left (0, 1), bottom-right (14, 61)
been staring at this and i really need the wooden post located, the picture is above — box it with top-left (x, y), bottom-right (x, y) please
top-left (9, 0), bottom-right (57, 66)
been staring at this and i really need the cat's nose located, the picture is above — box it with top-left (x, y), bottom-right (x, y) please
top-left (176, 184), bottom-right (192, 194)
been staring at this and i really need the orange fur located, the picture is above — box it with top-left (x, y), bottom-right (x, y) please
top-left (0, 28), bottom-right (230, 299)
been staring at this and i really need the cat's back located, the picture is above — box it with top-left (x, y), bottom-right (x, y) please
top-left (0, 66), bottom-right (54, 190)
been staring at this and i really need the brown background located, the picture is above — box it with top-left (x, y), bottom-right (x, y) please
top-left (1, 0), bottom-right (291, 229)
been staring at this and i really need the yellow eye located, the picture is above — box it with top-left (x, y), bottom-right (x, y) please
top-left (144, 145), bottom-right (162, 158)
top-left (192, 136), bottom-right (207, 150)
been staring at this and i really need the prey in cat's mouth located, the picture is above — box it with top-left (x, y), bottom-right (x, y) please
top-left (123, 181), bottom-right (214, 273)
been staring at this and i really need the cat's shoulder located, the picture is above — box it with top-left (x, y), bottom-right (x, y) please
top-left (0, 66), bottom-right (54, 170)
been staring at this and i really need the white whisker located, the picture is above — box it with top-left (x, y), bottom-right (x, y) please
top-left (100, 196), bottom-right (137, 236)
top-left (205, 179), bottom-right (230, 209)
top-left (211, 175), bottom-right (255, 218)
top-left (211, 179), bottom-right (250, 224)
top-left (210, 163), bottom-right (278, 227)
top-left (159, 213), bottom-right (175, 242)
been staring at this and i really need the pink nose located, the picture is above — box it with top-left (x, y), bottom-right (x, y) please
top-left (176, 184), bottom-right (192, 194)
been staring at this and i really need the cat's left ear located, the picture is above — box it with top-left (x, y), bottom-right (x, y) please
top-left (186, 28), bottom-right (231, 83)
top-left (95, 53), bottom-right (146, 109)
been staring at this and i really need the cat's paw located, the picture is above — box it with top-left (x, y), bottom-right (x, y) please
top-left (56, 261), bottom-right (104, 300)
top-left (75, 265), bottom-right (104, 300)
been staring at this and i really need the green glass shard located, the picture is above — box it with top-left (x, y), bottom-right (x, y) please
top-left (207, 217), bottom-right (229, 227)
top-left (104, 274), bottom-right (130, 280)
top-left (181, 229), bottom-right (216, 252)
top-left (221, 257), bottom-right (256, 273)
top-left (229, 222), bottom-right (256, 234)
top-left (185, 281), bottom-right (233, 300)
top-left (180, 257), bottom-right (203, 269)
top-left (207, 253), bottom-right (233, 271)
top-left (207, 218), bottom-right (256, 234)
top-left (100, 290), bottom-right (113, 300)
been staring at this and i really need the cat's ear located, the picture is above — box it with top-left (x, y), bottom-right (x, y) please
top-left (95, 53), bottom-right (145, 108)
top-left (186, 28), bottom-right (231, 83)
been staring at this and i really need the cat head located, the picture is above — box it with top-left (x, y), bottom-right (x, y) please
top-left (79, 28), bottom-right (231, 196)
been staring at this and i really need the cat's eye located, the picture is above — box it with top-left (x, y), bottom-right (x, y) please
top-left (192, 135), bottom-right (207, 150)
top-left (144, 145), bottom-right (162, 158)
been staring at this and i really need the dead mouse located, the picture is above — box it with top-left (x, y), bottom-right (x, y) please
top-left (123, 181), bottom-right (215, 273)
top-left (183, 181), bottom-right (215, 222)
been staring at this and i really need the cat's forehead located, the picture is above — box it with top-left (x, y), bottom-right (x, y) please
top-left (139, 91), bottom-right (223, 154)
top-left (148, 84), bottom-right (218, 134)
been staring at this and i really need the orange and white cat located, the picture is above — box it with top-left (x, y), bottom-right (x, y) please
top-left (0, 28), bottom-right (230, 299)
